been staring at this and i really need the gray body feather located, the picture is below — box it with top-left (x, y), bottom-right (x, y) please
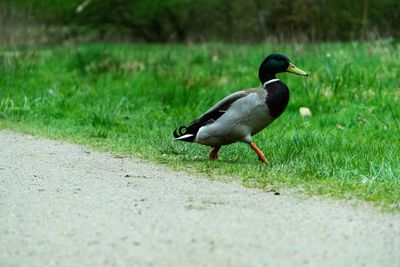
top-left (195, 89), bottom-right (274, 146)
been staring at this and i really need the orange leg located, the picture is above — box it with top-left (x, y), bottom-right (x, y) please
top-left (209, 146), bottom-right (221, 160)
top-left (249, 142), bottom-right (269, 164)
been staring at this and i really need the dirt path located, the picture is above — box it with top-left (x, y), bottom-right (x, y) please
top-left (0, 130), bottom-right (399, 267)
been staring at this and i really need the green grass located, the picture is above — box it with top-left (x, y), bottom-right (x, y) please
top-left (1, 40), bottom-right (399, 210)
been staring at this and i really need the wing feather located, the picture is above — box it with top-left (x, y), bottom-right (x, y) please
top-left (195, 90), bottom-right (250, 124)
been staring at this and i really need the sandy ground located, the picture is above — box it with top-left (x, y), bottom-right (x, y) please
top-left (0, 130), bottom-right (399, 267)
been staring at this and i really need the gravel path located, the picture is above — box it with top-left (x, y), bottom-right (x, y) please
top-left (0, 130), bottom-right (399, 267)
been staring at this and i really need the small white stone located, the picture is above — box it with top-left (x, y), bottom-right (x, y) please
top-left (299, 107), bottom-right (312, 117)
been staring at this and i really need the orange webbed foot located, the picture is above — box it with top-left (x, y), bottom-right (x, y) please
top-left (209, 146), bottom-right (221, 160)
top-left (248, 142), bottom-right (269, 164)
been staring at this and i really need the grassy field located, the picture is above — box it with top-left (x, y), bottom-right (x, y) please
top-left (1, 41), bottom-right (399, 210)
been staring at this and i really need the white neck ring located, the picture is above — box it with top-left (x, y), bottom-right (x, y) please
top-left (263, 78), bottom-right (280, 87)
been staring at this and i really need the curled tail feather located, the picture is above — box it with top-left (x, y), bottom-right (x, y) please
top-left (173, 122), bottom-right (202, 142)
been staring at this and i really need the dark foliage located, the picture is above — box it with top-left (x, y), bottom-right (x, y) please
top-left (3, 0), bottom-right (400, 43)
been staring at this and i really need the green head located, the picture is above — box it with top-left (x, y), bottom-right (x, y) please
top-left (258, 54), bottom-right (308, 84)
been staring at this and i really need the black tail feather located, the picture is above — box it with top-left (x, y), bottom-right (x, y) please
top-left (173, 122), bottom-right (202, 142)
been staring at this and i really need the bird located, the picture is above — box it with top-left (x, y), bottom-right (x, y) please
top-left (173, 54), bottom-right (308, 164)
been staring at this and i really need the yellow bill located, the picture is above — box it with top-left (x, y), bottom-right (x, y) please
top-left (287, 63), bottom-right (308, 76)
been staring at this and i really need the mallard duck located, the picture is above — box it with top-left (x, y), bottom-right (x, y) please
top-left (173, 54), bottom-right (308, 164)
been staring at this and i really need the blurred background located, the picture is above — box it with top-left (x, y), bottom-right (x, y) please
top-left (1, 0), bottom-right (399, 47)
